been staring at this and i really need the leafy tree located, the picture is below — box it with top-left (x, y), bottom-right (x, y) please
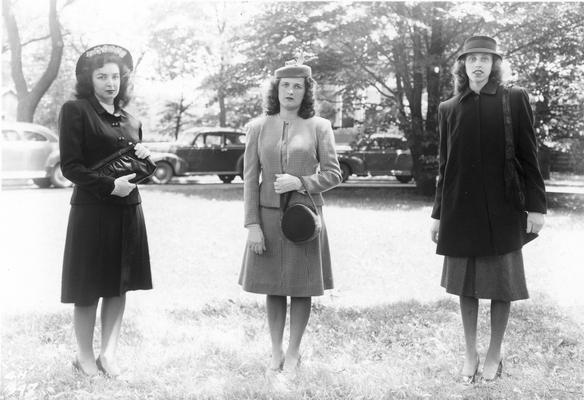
top-left (242, 1), bottom-right (584, 193)
top-left (2, 0), bottom-right (65, 122)
top-left (495, 2), bottom-right (584, 142)
top-left (148, 0), bottom-right (253, 129)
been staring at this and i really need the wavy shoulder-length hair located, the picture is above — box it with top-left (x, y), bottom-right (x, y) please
top-left (75, 53), bottom-right (132, 108)
top-left (452, 54), bottom-right (504, 95)
top-left (264, 76), bottom-right (316, 119)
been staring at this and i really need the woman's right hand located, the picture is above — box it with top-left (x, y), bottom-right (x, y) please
top-left (430, 219), bottom-right (440, 243)
top-left (111, 173), bottom-right (137, 197)
top-left (246, 224), bottom-right (266, 255)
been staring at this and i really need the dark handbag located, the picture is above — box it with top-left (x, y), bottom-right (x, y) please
top-left (502, 86), bottom-right (526, 211)
top-left (280, 177), bottom-right (322, 244)
top-left (90, 144), bottom-right (157, 184)
top-left (502, 86), bottom-right (538, 244)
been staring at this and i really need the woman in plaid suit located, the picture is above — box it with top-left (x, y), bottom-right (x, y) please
top-left (239, 61), bottom-right (342, 375)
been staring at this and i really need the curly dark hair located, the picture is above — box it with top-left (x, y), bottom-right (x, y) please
top-left (452, 55), bottom-right (504, 95)
top-left (264, 77), bottom-right (316, 119)
top-left (75, 53), bottom-right (132, 108)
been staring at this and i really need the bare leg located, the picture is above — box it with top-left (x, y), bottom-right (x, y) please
top-left (459, 296), bottom-right (479, 376)
top-left (98, 294), bottom-right (126, 376)
top-left (73, 301), bottom-right (99, 375)
top-left (483, 300), bottom-right (510, 379)
top-left (284, 296), bottom-right (311, 369)
top-left (266, 295), bottom-right (287, 370)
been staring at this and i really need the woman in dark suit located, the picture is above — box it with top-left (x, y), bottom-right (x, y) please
top-left (59, 44), bottom-right (153, 377)
top-left (431, 36), bottom-right (546, 383)
top-left (239, 60), bottom-right (342, 376)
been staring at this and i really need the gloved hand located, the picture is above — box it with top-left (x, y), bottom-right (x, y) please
top-left (246, 224), bottom-right (266, 255)
top-left (111, 173), bottom-right (137, 197)
top-left (134, 143), bottom-right (151, 159)
top-left (274, 173), bottom-right (302, 194)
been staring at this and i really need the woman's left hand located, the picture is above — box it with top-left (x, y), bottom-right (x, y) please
top-left (274, 174), bottom-right (302, 194)
top-left (134, 143), bottom-right (151, 159)
top-left (526, 212), bottom-right (545, 234)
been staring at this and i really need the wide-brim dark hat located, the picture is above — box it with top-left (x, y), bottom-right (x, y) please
top-left (457, 35), bottom-right (502, 60)
top-left (75, 44), bottom-right (133, 77)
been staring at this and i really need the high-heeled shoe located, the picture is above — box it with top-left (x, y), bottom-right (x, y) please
top-left (461, 354), bottom-right (480, 384)
top-left (267, 355), bottom-right (285, 374)
top-left (72, 357), bottom-right (97, 377)
top-left (482, 360), bottom-right (503, 382)
top-left (96, 356), bottom-right (119, 378)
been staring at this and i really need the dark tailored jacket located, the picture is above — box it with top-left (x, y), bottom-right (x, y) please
top-left (431, 80), bottom-right (547, 257)
top-left (59, 97), bottom-right (143, 205)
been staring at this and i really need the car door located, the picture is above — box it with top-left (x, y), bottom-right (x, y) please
top-left (1, 129), bottom-right (25, 173)
top-left (362, 140), bottom-right (397, 175)
top-left (21, 130), bottom-right (54, 172)
top-left (200, 133), bottom-right (230, 172)
top-left (174, 133), bottom-right (203, 171)
top-left (182, 133), bottom-right (223, 172)
top-left (219, 133), bottom-right (245, 172)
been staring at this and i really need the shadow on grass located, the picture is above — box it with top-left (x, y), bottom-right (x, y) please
top-left (4, 296), bottom-right (581, 399)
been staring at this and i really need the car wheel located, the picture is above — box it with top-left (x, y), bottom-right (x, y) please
top-left (340, 163), bottom-right (351, 183)
top-left (50, 163), bottom-right (72, 188)
top-left (396, 175), bottom-right (413, 184)
top-left (151, 161), bottom-right (173, 184)
top-left (32, 178), bottom-right (52, 188)
top-left (218, 174), bottom-right (235, 184)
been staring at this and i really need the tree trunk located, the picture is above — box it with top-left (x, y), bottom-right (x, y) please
top-left (409, 12), bottom-right (437, 196)
top-left (174, 96), bottom-right (183, 140)
top-left (3, 0), bottom-right (63, 122)
top-left (218, 89), bottom-right (226, 127)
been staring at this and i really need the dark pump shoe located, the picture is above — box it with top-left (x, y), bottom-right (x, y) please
top-left (96, 356), bottom-right (119, 378)
top-left (461, 355), bottom-right (480, 384)
top-left (482, 360), bottom-right (503, 382)
top-left (71, 357), bottom-right (97, 377)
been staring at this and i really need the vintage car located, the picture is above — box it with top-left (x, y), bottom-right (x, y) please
top-left (148, 127), bottom-right (246, 184)
top-left (1, 122), bottom-right (71, 188)
top-left (336, 133), bottom-right (414, 183)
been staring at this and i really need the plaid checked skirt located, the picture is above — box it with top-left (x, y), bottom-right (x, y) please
top-left (239, 206), bottom-right (333, 297)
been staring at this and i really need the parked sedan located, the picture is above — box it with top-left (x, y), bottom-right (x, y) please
top-left (148, 127), bottom-right (246, 184)
top-left (1, 122), bottom-right (71, 188)
top-left (337, 133), bottom-right (414, 183)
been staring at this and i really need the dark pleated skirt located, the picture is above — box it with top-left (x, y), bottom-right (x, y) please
top-left (441, 249), bottom-right (528, 301)
top-left (61, 203), bottom-right (152, 305)
top-left (239, 206), bottom-right (333, 297)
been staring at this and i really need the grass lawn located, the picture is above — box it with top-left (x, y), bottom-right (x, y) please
top-left (1, 185), bottom-right (583, 399)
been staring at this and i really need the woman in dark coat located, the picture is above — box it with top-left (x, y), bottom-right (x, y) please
top-left (239, 60), bottom-right (342, 377)
top-left (430, 36), bottom-right (546, 383)
top-left (60, 44), bottom-right (153, 377)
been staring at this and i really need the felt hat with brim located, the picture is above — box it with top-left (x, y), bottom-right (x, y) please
top-left (75, 44), bottom-right (133, 77)
top-left (275, 64), bottom-right (311, 78)
top-left (457, 36), bottom-right (502, 60)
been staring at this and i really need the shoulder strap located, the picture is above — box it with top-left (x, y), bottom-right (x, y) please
top-left (501, 85), bottom-right (515, 161)
top-left (281, 177), bottom-right (319, 214)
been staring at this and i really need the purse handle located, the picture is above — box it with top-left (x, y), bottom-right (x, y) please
top-left (501, 85), bottom-right (515, 162)
top-left (281, 176), bottom-right (320, 214)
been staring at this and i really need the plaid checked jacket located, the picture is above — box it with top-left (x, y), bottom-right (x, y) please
top-left (243, 115), bottom-right (342, 227)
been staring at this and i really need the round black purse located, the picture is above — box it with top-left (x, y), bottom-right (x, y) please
top-left (280, 179), bottom-right (321, 244)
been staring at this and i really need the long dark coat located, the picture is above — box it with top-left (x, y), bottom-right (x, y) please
top-left (431, 80), bottom-right (546, 257)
